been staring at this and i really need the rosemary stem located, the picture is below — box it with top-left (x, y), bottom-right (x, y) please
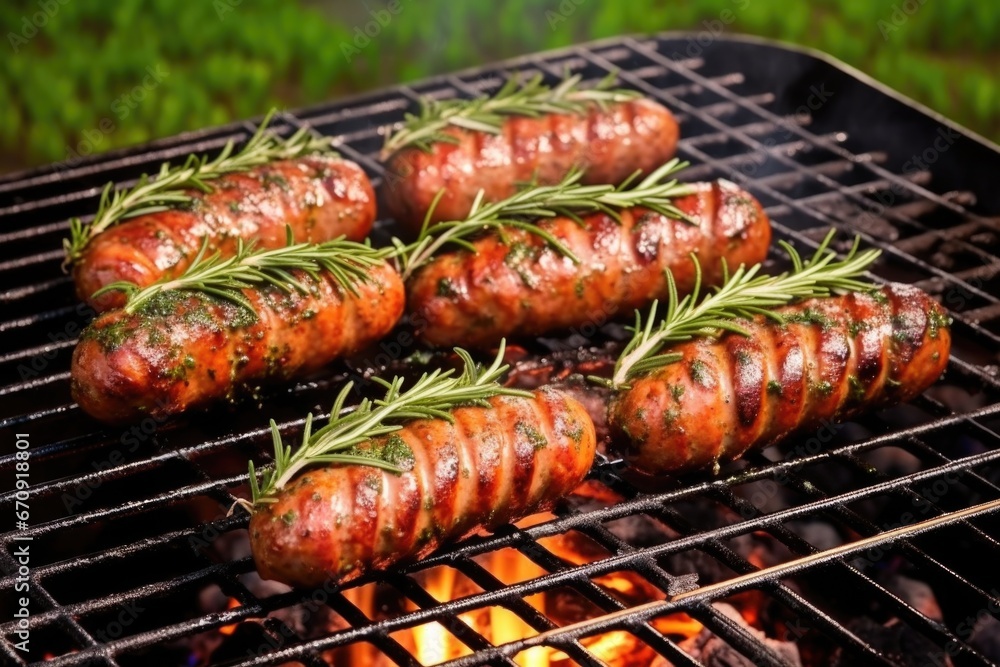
top-left (250, 341), bottom-right (530, 506)
top-left (392, 158), bottom-right (693, 281)
top-left (65, 108), bottom-right (336, 267)
top-left (383, 72), bottom-right (641, 155)
top-left (608, 231), bottom-right (881, 389)
top-left (97, 232), bottom-right (388, 316)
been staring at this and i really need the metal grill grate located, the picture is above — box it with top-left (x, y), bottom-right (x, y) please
top-left (2, 33), bottom-right (1000, 667)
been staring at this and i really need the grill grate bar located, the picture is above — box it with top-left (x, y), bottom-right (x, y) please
top-left (0, 219), bottom-right (66, 243)
top-left (0, 249), bottom-right (64, 274)
top-left (0, 546), bottom-right (105, 661)
top-left (714, 484), bottom-right (997, 663)
top-left (0, 472), bottom-right (245, 541)
top-left (429, 498), bottom-right (1000, 667)
top-left (0, 305), bottom-right (79, 334)
top-left (626, 37), bottom-right (994, 231)
top-left (0, 556), bottom-right (255, 632)
top-left (23, 458), bottom-right (991, 666)
top-left (0, 371), bottom-right (71, 398)
top-left (0, 127), bottom-right (248, 195)
top-left (0, 338), bottom-right (74, 364)
top-left (0, 276), bottom-right (73, 303)
top-left (2, 405), bottom-right (994, 582)
top-left (644, 498), bottom-right (896, 665)
top-left (0, 129), bottom-right (274, 221)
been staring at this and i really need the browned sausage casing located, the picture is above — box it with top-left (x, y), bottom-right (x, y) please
top-left (75, 156), bottom-right (377, 312)
top-left (383, 99), bottom-right (679, 234)
top-left (407, 180), bottom-right (771, 349)
top-left (250, 387), bottom-right (597, 588)
top-left (609, 284), bottom-right (951, 474)
top-left (71, 262), bottom-right (404, 424)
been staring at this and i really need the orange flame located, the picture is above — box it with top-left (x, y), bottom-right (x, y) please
top-left (653, 612), bottom-right (704, 638)
top-left (342, 511), bottom-right (709, 667)
top-left (218, 597), bottom-right (242, 636)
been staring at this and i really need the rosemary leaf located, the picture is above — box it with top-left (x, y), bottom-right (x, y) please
top-left (63, 108), bottom-right (336, 268)
top-left (248, 340), bottom-right (530, 506)
top-left (382, 72), bottom-right (640, 156)
top-left (392, 158), bottom-right (695, 281)
top-left (600, 231), bottom-right (881, 389)
top-left (94, 232), bottom-right (391, 316)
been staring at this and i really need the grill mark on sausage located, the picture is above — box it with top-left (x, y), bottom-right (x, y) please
top-left (382, 99), bottom-right (680, 234)
top-left (727, 332), bottom-right (765, 431)
top-left (852, 292), bottom-right (889, 389)
top-left (71, 262), bottom-right (405, 423)
top-left (609, 284), bottom-right (951, 475)
top-left (250, 390), bottom-right (597, 587)
top-left (75, 157), bottom-right (376, 311)
top-left (408, 181), bottom-right (771, 349)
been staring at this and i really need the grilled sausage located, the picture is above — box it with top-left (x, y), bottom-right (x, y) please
top-left (383, 98), bottom-right (679, 234)
top-left (74, 156), bottom-right (376, 312)
top-left (250, 387), bottom-right (597, 588)
top-left (71, 262), bottom-right (404, 424)
top-left (608, 284), bottom-right (951, 474)
top-left (407, 180), bottom-right (771, 349)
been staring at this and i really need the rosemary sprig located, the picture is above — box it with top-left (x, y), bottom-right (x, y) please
top-left (382, 71), bottom-right (641, 156)
top-left (240, 341), bottom-right (529, 510)
top-left (392, 158), bottom-right (695, 281)
top-left (93, 229), bottom-right (390, 315)
top-left (63, 108), bottom-right (336, 268)
top-left (599, 231), bottom-right (881, 390)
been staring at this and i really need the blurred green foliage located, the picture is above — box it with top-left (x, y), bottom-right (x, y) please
top-left (2, 0), bottom-right (997, 173)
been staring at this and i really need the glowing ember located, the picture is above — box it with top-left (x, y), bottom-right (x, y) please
top-left (402, 511), bottom-right (708, 667)
top-left (548, 630), bottom-right (657, 666)
top-left (218, 598), bottom-right (242, 636)
top-left (653, 612), bottom-right (704, 638)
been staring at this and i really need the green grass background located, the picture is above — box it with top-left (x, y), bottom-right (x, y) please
top-left (2, 0), bottom-right (997, 174)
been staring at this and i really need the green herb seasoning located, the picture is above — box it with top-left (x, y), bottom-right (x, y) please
top-left (811, 380), bottom-right (834, 397)
top-left (847, 320), bottom-right (871, 337)
top-left (563, 421), bottom-right (584, 443)
top-left (927, 308), bottom-right (951, 340)
top-left (784, 308), bottom-right (834, 331)
top-left (848, 375), bottom-right (866, 401)
top-left (81, 318), bottom-right (134, 352)
top-left (437, 277), bottom-right (458, 298)
top-left (262, 172), bottom-right (289, 190)
top-left (689, 359), bottom-right (710, 386)
top-left (515, 421), bottom-right (548, 450)
top-left (344, 433), bottom-right (417, 472)
top-left (504, 242), bottom-right (540, 289)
